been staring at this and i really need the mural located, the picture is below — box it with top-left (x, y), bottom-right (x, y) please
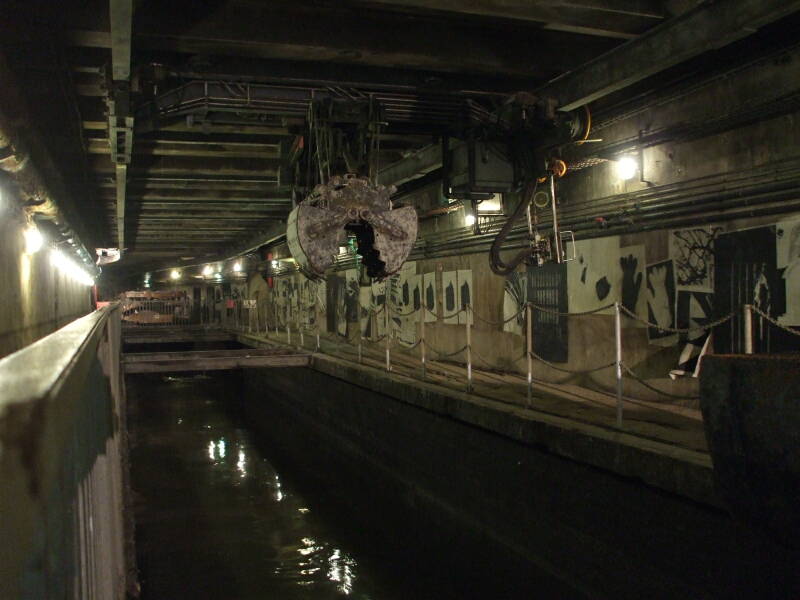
top-left (386, 262), bottom-right (419, 346)
top-left (619, 244), bottom-right (647, 326)
top-left (502, 270), bottom-right (527, 336)
top-left (423, 272), bottom-right (437, 323)
top-left (671, 291), bottom-right (713, 378)
top-left (567, 237), bottom-right (620, 315)
top-left (442, 271), bottom-right (459, 324)
top-left (670, 226), bottom-right (721, 293)
top-left (457, 269), bottom-right (473, 325)
top-left (645, 259), bottom-right (677, 346)
top-left (777, 217), bottom-right (800, 325)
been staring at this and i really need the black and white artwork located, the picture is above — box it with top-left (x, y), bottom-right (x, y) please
top-left (442, 271), bottom-right (459, 324)
top-left (776, 217), bottom-right (800, 326)
top-left (345, 269), bottom-right (359, 323)
top-left (567, 237), bottom-right (620, 315)
top-left (359, 286), bottom-right (371, 337)
top-left (502, 270), bottom-right (527, 336)
top-left (619, 245), bottom-right (646, 327)
top-left (669, 227), bottom-right (721, 292)
top-left (645, 259), bottom-right (677, 345)
top-left (423, 272), bottom-right (437, 323)
top-left (457, 269), bottom-right (473, 325)
top-left (370, 279), bottom-right (387, 338)
top-left (389, 262), bottom-right (419, 346)
top-left (670, 291), bottom-right (714, 378)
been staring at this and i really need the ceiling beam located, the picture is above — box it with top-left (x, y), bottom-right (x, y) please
top-left (537, 0), bottom-right (800, 111)
top-left (131, 2), bottom-right (616, 80)
top-left (344, 0), bottom-right (663, 38)
top-left (109, 0), bottom-right (134, 254)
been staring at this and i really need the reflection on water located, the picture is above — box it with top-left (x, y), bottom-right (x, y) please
top-left (127, 372), bottom-right (581, 600)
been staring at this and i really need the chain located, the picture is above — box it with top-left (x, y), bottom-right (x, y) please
top-left (388, 304), bottom-right (419, 317)
top-left (750, 306), bottom-right (800, 336)
top-left (528, 302), bottom-right (615, 317)
top-left (620, 363), bottom-right (700, 400)
top-left (362, 334), bottom-right (387, 344)
top-left (619, 305), bottom-right (734, 333)
top-left (471, 305), bottom-right (526, 326)
top-left (393, 338), bottom-right (423, 351)
top-left (424, 341), bottom-right (467, 359)
top-left (529, 350), bottom-right (615, 374)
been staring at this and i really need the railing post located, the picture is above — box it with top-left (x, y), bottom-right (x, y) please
top-left (526, 302), bottom-right (533, 406)
top-left (385, 303), bottom-right (391, 372)
top-left (315, 308), bottom-right (321, 352)
top-left (614, 301), bottom-right (624, 428)
top-left (358, 311), bottom-right (363, 364)
top-left (286, 321), bottom-right (291, 345)
top-left (743, 303), bottom-right (754, 354)
top-left (298, 309), bottom-right (304, 348)
top-left (465, 304), bottom-right (472, 392)
top-left (420, 304), bottom-right (426, 380)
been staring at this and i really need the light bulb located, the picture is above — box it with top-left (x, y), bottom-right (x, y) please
top-left (170, 269), bottom-right (180, 280)
top-left (24, 225), bottom-right (43, 254)
top-left (233, 262), bottom-right (242, 272)
top-left (202, 265), bottom-right (212, 276)
top-left (465, 214), bottom-right (476, 227)
top-left (615, 156), bottom-right (638, 181)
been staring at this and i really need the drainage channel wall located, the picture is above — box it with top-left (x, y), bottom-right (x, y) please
top-left (240, 345), bottom-right (800, 599)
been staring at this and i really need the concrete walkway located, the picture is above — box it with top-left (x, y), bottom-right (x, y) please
top-left (238, 328), bottom-right (709, 455)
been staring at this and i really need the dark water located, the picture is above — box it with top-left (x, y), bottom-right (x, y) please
top-left (127, 372), bottom-right (582, 599)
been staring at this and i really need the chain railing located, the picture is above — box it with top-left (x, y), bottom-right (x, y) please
top-left (238, 292), bottom-right (796, 430)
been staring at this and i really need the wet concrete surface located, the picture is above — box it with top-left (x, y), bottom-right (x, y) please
top-left (127, 372), bottom-right (583, 599)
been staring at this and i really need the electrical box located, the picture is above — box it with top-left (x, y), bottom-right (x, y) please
top-left (448, 140), bottom-right (515, 196)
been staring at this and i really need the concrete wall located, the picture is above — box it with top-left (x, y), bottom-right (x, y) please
top-left (0, 200), bottom-right (92, 359)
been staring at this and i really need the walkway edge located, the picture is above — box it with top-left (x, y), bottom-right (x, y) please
top-left (237, 332), bottom-right (720, 509)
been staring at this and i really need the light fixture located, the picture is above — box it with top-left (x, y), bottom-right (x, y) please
top-left (50, 249), bottom-right (94, 286)
top-left (170, 269), bottom-right (180, 280)
top-left (233, 261), bottom-right (242, 272)
top-left (464, 214), bottom-right (476, 227)
top-left (271, 259), bottom-right (279, 269)
top-left (202, 265), bottom-right (213, 276)
top-left (614, 156), bottom-right (638, 181)
top-left (24, 224), bottom-right (43, 254)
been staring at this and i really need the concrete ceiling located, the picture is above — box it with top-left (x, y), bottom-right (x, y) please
top-left (1, 0), bottom-right (798, 279)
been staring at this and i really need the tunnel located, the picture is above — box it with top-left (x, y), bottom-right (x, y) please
top-left (2, 1), bottom-right (800, 598)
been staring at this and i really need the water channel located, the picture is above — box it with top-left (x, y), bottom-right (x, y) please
top-left (127, 371), bottom-right (583, 599)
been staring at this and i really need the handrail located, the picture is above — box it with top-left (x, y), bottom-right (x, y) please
top-left (0, 303), bottom-right (129, 599)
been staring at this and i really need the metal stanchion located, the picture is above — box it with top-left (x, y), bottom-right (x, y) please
top-left (385, 303), bottom-right (391, 372)
top-left (298, 310), bottom-right (304, 348)
top-left (358, 312), bottom-right (363, 364)
top-left (614, 302), bottom-right (624, 428)
top-left (526, 302), bottom-right (533, 406)
top-left (420, 305), bottom-right (426, 380)
top-left (743, 304), bottom-right (754, 354)
top-left (286, 321), bottom-right (291, 345)
top-left (465, 304), bottom-right (472, 392)
top-left (316, 312), bottom-right (321, 352)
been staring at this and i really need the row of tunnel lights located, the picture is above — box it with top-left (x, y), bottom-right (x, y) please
top-left (163, 259), bottom-right (284, 283)
top-left (163, 260), bottom-right (246, 283)
top-left (23, 224), bottom-right (96, 287)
